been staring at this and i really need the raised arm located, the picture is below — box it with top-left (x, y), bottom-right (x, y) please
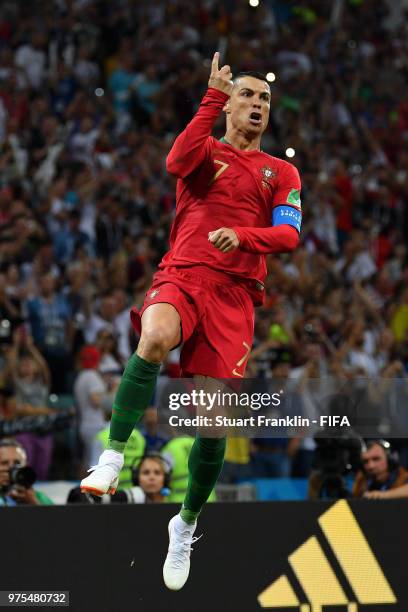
top-left (166, 52), bottom-right (233, 179)
top-left (25, 334), bottom-right (51, 389)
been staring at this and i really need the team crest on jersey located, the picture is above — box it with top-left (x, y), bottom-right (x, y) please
top-left (260, 166), bottom-right (276, 189)
top-left (148, 289), bottom-right (160, 299)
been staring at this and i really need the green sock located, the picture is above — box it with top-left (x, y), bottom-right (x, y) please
top-left (180, 436), bottom-right (226, 525)
top-left (108, 353), bottom-right (160, 451)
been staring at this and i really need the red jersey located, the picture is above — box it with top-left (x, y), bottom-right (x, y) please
top-left (161, 87), bottom-right (301, 288)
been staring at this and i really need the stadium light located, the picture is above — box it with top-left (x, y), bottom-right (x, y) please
top-left (285, 147), bottom-right (295, 158)
top-left (249, 0), bottom-right (259, 7)
top-left (266, 72), bottom-right (276, 82)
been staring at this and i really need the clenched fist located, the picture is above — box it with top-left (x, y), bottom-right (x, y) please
top-left (208, 227), bottom-right (239, 253)
top-left (208, 52), bottom-right (233, 97)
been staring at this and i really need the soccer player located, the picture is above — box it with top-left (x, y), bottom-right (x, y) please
top-left (80, 52), bottom-right (302, 589)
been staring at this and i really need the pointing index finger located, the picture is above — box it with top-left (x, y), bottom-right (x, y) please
top-left (211, 51), bottom-right (219, 75)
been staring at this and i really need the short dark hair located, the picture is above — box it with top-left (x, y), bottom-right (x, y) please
top-left (233, 71), bottom-right (270, 85)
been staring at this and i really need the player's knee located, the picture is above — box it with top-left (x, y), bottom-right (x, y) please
top-left (138, 326), bottom-right (176, 361)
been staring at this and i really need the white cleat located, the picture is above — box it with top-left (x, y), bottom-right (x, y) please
top-left (163, 514), bottom-right (201, 591)
top-left (80, 449), bottom-right (124, 496)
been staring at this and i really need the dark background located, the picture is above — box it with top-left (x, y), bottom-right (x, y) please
top-left (2, 500), bottom-right (406, 611)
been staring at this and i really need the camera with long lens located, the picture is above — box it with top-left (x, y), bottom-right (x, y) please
top-left (312, 434), bottom-right (363, 498)
top-left (8, 465), bottom-right (36, 489)
top-left (312, 394), bottom-right (363, 499)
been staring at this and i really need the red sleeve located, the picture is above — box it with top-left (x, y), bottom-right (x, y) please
top-left (272, 162), bottom-right (302, 210)
top-left (166, 88), bottom-right (229, 179)
top-left (232, 225), bottom-right (299, 254)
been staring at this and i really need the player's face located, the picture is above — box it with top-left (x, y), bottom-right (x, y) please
top-left (226, 76), bottom-right (271, 135)
top-left (138, 458), bottom-right (165, 495)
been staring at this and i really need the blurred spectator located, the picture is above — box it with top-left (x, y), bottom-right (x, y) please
top-left (96, 327), bottom-right (124, 377)
top-left (391, 287), bottom-right (408, 343)
top-left (108, 51), bottom-right (138, 132)
top-left (334, 230), bottom-right (377, 283)
top-left (0, 271), bottom-right (22, 343)
top-left (73, 45), bottom-right (100, 89)
top-left (84, 294), bottom-right (117, 345)
top-left (53, 209), bottom-right (93, 264)
top-left (73, 345), bottom-right (107, 470)
top-left (112, 288), bottom-right (132, 360)
top-left (5, 328), bottom-right (52, 480)
top-left (26, 273), bottom-right (72, 392)
top-left (162, 435), bottom-right (195, 503)
top-left (95, 200), bottom-right (127, 260)
top-left (14, 31), bottom-right (47, 90)
top-left (133, 65), bottom-right (161, 125)
top-left (139, 405), bottom-right (170, 452)
top-left (251, 351), bottom-right (302, 478)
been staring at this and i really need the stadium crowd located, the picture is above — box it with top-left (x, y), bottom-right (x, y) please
top-left (0, 0), bottom-right (407, 499)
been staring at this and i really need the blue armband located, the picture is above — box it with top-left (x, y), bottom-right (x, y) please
top-left (272, 205), bottom-right (302, 233)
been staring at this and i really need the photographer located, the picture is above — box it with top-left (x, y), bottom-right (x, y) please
top-left (353, 440), bottom-right (408, 499)
top-left (0, 439), bottom-right (53, 506)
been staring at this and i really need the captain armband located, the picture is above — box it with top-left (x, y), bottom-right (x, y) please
top-left (272, 205), bottom-right (302, 233)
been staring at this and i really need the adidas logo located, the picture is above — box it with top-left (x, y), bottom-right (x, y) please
top-left (258, 500), bottom-right (396, 610)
